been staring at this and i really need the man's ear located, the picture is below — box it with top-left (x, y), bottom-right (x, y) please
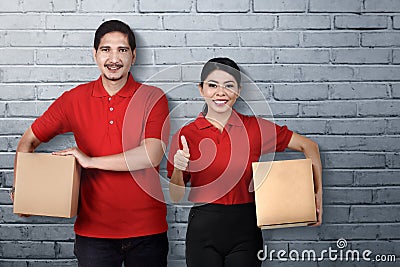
top-left (131, 49), bottom-right (136, 65)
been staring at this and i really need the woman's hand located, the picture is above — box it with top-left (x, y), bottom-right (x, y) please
top-left (310, 192), bottom-right (323, 226)
top-left (53, 147), bottom-right (92, 168)
top-left (174, 136), bottom-right (190, 171)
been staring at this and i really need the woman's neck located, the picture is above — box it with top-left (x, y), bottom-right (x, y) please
top-left (205, 109), bottom-right (233, 132)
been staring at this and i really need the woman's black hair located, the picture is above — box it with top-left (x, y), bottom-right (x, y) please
top-left (200, 57), bottom-right (241, 87)
top-left (94, 20), bottom-right (136, 51)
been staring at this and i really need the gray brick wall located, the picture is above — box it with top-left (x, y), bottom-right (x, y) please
top-left (0, 0), bottom-right (399, 266)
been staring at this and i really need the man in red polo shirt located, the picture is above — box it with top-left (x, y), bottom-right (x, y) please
top-left (11, 20), bottom-right (170, 267)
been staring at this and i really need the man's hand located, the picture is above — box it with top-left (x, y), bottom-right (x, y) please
top-left (173, 136), bottom-right (190, 171)
top-left (53, 147), bottom-right (92, 168)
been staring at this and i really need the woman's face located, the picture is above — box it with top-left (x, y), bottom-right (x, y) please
top-left (199, 69), bottom-right (240, 115)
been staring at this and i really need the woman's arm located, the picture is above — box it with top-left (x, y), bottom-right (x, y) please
top-left (287, 132), bottom-right (323, 226)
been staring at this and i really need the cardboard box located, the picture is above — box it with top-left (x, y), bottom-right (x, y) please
top-left (252, 159), bottom-right (317, 229)
top-left (13, 152), bottom-right (81, 218)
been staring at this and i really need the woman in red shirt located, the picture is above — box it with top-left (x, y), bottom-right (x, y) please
top-left (168, 57), bottom-right (323, 266)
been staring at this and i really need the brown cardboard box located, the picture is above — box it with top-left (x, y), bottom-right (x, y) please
top-left (252, 159), bottom-right (317, 229)
top-left (13, 152), bottom-right (81, 218)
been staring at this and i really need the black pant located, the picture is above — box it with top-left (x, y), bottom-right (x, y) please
top-left (74, 232), bottom-right (168, 267)
top-left (186, 203), bottom-right (263, 267)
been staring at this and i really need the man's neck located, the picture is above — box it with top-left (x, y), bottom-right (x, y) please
top-left (101, 75), bottom-right (129, 96)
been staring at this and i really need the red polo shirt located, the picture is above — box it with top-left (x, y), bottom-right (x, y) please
top-left (167, 110), bottom-right (293, 204)
top-left (31, 74), bottom-right (170, 238)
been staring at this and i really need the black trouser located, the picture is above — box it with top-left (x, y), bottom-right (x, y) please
top-left (186, 203), bottom-right (263, 267)
top-left (74, 232), bottom-right (168, 267)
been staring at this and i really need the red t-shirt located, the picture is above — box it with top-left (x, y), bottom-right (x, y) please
top-left (167, 110), bottom-right (293, 204)
top-left (31, 74), bottom-right (170, 238)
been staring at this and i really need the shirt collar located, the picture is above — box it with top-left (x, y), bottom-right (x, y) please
top-left (194, 109), bottom-right (244, 130)
top-left (92, 73), bottom-right (139, 98)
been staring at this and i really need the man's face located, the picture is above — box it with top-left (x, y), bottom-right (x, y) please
top-left (93, 31), bottom-right (135, 82)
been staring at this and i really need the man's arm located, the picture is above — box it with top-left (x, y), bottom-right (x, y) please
top-left (12, 127), bottom-right (42, 203)
top-left (287, 132), bottom-right (323, 226)
top-left (53, 138), bottom-right (166, 171)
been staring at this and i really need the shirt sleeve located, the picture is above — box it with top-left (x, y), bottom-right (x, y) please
top-left (256, 117), bottom-right (293, 154)
top-left (143, 87), bottom-right (170, 146)
top-left (167, 130), bottom-right (191, 183)
top-left (31, 91), bottom-right (72, 143)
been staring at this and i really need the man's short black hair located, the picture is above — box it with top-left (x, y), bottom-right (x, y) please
top-left (94, 20), bottom-right (136, 51)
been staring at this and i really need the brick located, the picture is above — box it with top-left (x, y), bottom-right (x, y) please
top-left (0, 48), bottom-right (35, 65)
top-left (46, 15), bottom-right (162, 30)
top-left (254, 0), bottom-right (307, 12)
top-left (274, 84), bottom-right (328, 100)
top-left (2, 171), bottom-right (14, 187)
top-left (335, 15), bottom-right (388, 29)
top-left (374, 188), bottom-right (400, 204)
top-left (0, 241), bottom-right (55, 258)
top-left (364, 0), bottom-right (400, 12)
top-left (319, 224), bottom-right (380, 240)
top-left (80, 0), bottom-right (134, 12)
top-left (393, 50), bottom-right (400, 64)
top-left (332, 48), bottom-right (391, 64)
top-left (275, 119), bottom-right (327, 134)
top-left (62, 31), bottom-right (94, 47)
top-left (310, 0), bottom-right (361, 13)
top-left (0, 85), bottom-right (35, 100)
top-left (275, 48), bottom-right (330, 63)
top-left (36, 84), bottom-right (74, 100)
top-left (135, 48), bottom-right (154, 65)
top-left (357, 67), bottom-right (400, 82)
top-left (163, 15), bottom-right (219, 30)
top-left (186, 31), bottom-right (239, 47)
top-left (5, 31), bottom-right (64, 47)
top-left (197, 0), bottom-right (249, 12)
top-left (1, 66), bottom-right (99, 83)
top-left (323, 152), bottom-right (386, 168)
top-left (167, 223), bottom-right (187, 240)
top-left (322, 170), bottom-right (354, 186)
top-left (139, 0), bottom-right (192, 12)
top-left (279, 15), bottom-right (330, 30)
top-left (0, 206), bottom-right (76, 224)
top-left (303, 32), bottom-right (359, 47)
top-left (0, 15), bottom-right (43, 29)
top-left (0, 225), bottom-right (74, 241)
top-left (52, 0), bottom-right (77, 12)
top-left (135, 31), bottom-right (186, 47)
top-left (327, 119), bottom-right (386, 135)
top-left (391, 84), bottom-right (400, 98)
top-left (169, 241), bottom-right (185, 258)
top-left (362, 32), bottom-right (400, 47)
top-left (324, 188), bottom-right (372, 204)
top-left (311, 136), bottom-right (400, 152)
top-left (0, 119), bottom-right (33, 135)
top-left (7, 101), bottom-right (51, 117)
top-left (322, 205), bottom-right (350, 223)
top-left (352, 241), bottom-right (400, 255)
top-left (387, 118), bottom-right (400, 134)
top-left (358, 101), bottom-right (400, 116)
top-left (0, 137), bottom-right (8, 152)
top-left (219, 15), bottom-right (275, 30)
top-left (155, 48), bottom-right (214, 65)
top-left (181, 65), bottom-right (202, 82)
top-left (301, 66), bottom-right (357, 82)
top-left (0, 1), bottom-right (20, 12)
top-left (240, 32), bottom-right (299, 47)
top-left (32, 134), bottom-right (76, 153)
top-left (22, 0), bottom-right (51, 12)
top-left (214, 48), bottom-right (274, 64)
top-left (0, 153), bottom-right (14, 168)
top-left (242, 65), bottom-right (302, 82)
top-left (267, 103), bottom-right (299, 117)
top-left (394, 16), bottom-right (400, 29)
top-left (56, 242), bottom-right (74, 258)
top-left (350, 206), bottom-right (400, 223)
top-left (133, 66), bottom-right (181, 83)
top-left (329, 83), bottom-right (389, 99)
top-left (36, 48), bottom-right (93, 65)
top-left (354, 170), bottom-right (400, 187)
top-left (387, 153), bottom-right (400, 168)
top-left (379, 224), bottom-right (400, 239)
top-left (0, 102), bottom-right (5, 117)
top-left (23, 260), bottom-right (78, 266)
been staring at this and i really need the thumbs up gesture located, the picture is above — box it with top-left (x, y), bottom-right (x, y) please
top-left (174, 135), bottom-right (190, 171)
